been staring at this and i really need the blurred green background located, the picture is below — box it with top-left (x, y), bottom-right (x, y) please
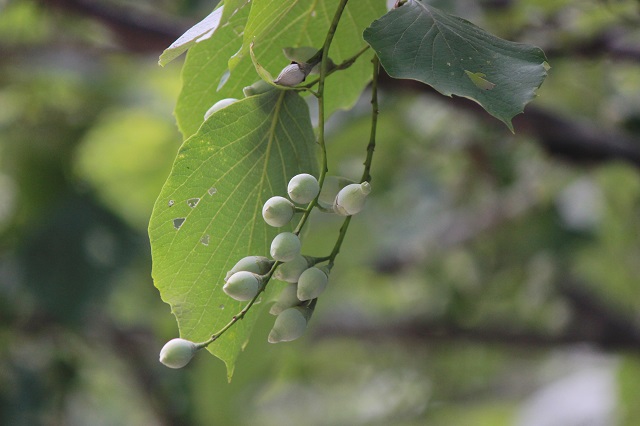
top-left (2, 0), bottom-right (640, 425)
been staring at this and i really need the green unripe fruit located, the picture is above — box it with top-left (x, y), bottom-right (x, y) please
top-left (270, 232), bottom-right (301, 262)
top-left (297, 266), bottom-right (329, 301)
top-left (317, 176), bottom-right (355, 210)
top-left (274, 254), bottom-right (310, 283)
top-left (225, 256), bottom-right (272, 282)
top-left (262, 196), bottom-right (295, 227)
top-left (287, 174), bottom-right (320, 204)
top-left (203, 98), bottom-right (237, 121)
top-left (159, 338), bottom-right (197, 369)
top-left (268, 307), bottom-right (307, 343)
top-left (273, 63), bottom-right (307, 87)
top-left (223, 271), bottom-right (261, 301)
top-left (269, 283), bottom-right (301, 315)
top-left (243, 79), bottom-right (273, 97)
top-left (334, 182), bottom-right (371, 216)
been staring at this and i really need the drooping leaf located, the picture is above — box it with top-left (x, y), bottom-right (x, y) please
top-left (176, 0), bottom-right (386, 139)
top-left (363, 0), bottom-right (549, 131)
top-left (149, 90), bottom-right (318, 379)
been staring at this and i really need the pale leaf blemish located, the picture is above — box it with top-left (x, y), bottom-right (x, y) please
top-left (208, 187), bottom-right (217, 196)
top-left (201, 234), bottom-right (210, 246)
top-left (168, 200), bottom-right (175, 207)
top-left (217, 70), bottom-right (231, 91)
top-left (173, 218), bottom-right (186, 230)
top-left (187, 198), bottom-right (201, 208)
top-left (465, 70), bottom-right (496, 90)
top-left (219, 304), bottom-right (225, 310)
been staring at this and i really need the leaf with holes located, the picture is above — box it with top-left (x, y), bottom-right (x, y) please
top-left (363, 0), bottom-right (549, 131)
top-left (148, 90), bottom-right (317, 379)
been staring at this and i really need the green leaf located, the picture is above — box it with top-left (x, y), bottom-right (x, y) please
top-left (220, 0), bottom-right (250, 26)
top-left (176, 0), bottom-right (386, 139)
top-left (149, 90), bottom-right (318, 379)
top-left (363, 0), bottom-right (549, 131)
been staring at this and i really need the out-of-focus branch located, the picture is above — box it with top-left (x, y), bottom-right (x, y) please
top-left (544, 29), bottom-right (640, 63)
top-left (557, 280), bottom-right (640, 350)
top-left (37, 0), bottom-right (188, 52)
top-left (380, 74), bottom-right (640, 171)
top-left (312, 281), bottom-right (640, 353)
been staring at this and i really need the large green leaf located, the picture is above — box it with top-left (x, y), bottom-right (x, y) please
top-left (176, 0), bottom-right (386, 139)
top-left (363, 0), bottom-right (548, 131)
top-left (149, 90), bottom-right (318, 379)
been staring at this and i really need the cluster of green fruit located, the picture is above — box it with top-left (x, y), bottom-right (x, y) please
top-left (159, 174), bottom-right (371, 368)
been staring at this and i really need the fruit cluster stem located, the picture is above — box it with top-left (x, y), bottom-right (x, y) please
top-left (328, 55), bottom-right (380, 269)
top-left (294, 0), bottom-right (350, 235)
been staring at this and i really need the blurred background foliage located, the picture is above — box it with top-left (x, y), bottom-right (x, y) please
top-left (2, 0), bottom-right (640, 425)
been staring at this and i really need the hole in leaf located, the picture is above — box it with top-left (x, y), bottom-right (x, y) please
top-left (168, 200), bottom-right (175, 207)
top-left (201, 235), bottom-right (210, 246)
top-left (173, 218), bottom-right (186, 230)
top-left (187, 198), bottom-right (201, 208)
top-left (208, 187), bottom-right (217, 196)
top-left (464, 70), bottom-right (496, 91)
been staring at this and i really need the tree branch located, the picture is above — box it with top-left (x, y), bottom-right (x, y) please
top-left (312, 282), bottom-right (640, 353)
top-left (380, 73), bottom-right (640, 171)
top-left (37, 0), bottom-right (188, 52)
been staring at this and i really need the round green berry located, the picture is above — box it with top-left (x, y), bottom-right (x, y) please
top-left (268, 307), bottom-right (307, 343)
top-left (204, 98), bottom-right (237, 121)
top-left (274, 254), bottom-right (310, 283)
top-left (287, 174), bottom-right (320, 204)
top-left (297, 266), bottom-right (328, 301)
top-left (334, 182), bottom-right (371, 216)
top-left (269, 283), bottom-right (301, 316)
top-left (270, 232), bottom-right (301, 262)
top-left (262, 196), bottom-right (295, 227)
top-left (159, 338), bottom-right (197, 369)
top-left (225, 256), bottom-right (272, 282)
top-left (317, 176), bottom-right (355, 210)
top-left (223, 271), bottom-right (261, 301)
